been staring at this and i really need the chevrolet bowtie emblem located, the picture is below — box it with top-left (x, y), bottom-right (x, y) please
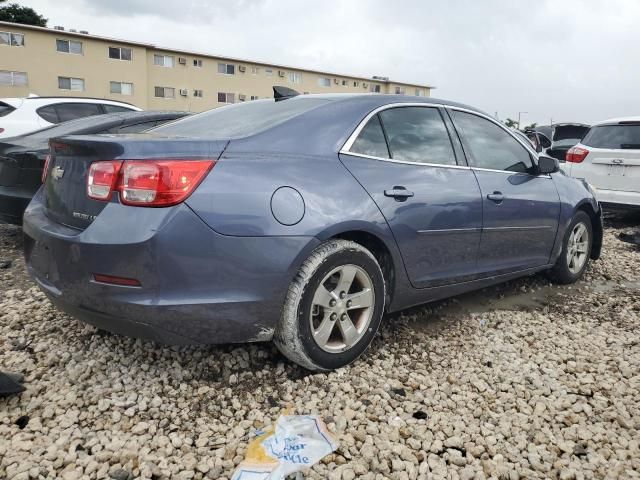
top-left (51, 165), bottom-right (65, 180)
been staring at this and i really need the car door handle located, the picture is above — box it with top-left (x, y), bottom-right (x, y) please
top-left (487, 191), bottom-right (504, 203)
top-left (384, 187), bottom-right (414, 199)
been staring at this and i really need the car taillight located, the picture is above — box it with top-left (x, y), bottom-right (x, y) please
top-left (42, 154), bottom-right (52, 183)
top-left (0, 128), bottom-right (4, 134)
top-left (566, 146), bottom-right (589, 163)
top-left (86, 159), bottom-right (215, 206)
top-left (87, 160), bottom-right (123, 200)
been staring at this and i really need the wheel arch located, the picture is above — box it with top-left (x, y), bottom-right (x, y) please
top-left (575, 200), bottom-right (603, 260)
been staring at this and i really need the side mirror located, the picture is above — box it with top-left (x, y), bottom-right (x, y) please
top-left (537, 154), bottom-right (560, 174)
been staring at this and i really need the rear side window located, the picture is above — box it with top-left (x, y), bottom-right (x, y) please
top-left (0, 101), bottom-right (15, 117)
top-left (378, 107), bottom-right (456, 165)
top-left (37, 105), bottom-right (59, 123)
top-left (102, 104), bottom-right (133, 113)
top-left (350, 115), bottom-right (390, 158)
top-left (451, 110), bottom-right (533, 173)
top-left (55, 103), bottom-right (102, 123)
top-left (152, 97), bottom-right (331, 138)
top-left (582, 124), bottom-right (640, 149)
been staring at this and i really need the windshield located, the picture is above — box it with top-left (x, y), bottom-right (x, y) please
top-left (151, 97), bottom-right (332, 138)
top-left (582, 124), bottom-right (640, 149)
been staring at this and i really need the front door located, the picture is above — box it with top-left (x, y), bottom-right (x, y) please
top-left (340, 106), bottom-right (483, 288)
top-left (449, 109), bottom-right (561, 275)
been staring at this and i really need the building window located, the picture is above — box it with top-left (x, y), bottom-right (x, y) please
top-left (251, 66), bottom-right (259, 75)
top-left (0, 32), bottom-right (25, 47)
top-left (194, 89), bottom-right (203, 97)
top-left (217, 63), bottom-right (235, 75)
top-left (250, 95), bottom-right (259, 101)
top-left (288, 72), bottom-right (302, 84)
top-left (265, 68), bottom-right (273, 76)
top-left (217, 92), bottom-right (235, 103)
top-left (395, 86), bottom-right (405, 95)
top-left (110, 81), bottom-right (133, 95)
top-left (153, 54), bottom-right (174, 67)
top-left (58, 76), bottom-right (85, 91)
top-left (371, 84), bottom-right (381, 93)
top-left (341, 79), bottom-right (347, 86)
top-left (154, 86), bottom-right (175, 98)
top-left (318, 77), bottom-right (331, 87)
top-left (193, 59), bottom-right (203, 67)
top-left (56, 39), bottom-right (82, 54)
top-left (109, 46), bottom-right (132, 61)
top-left (353, 81), bottom-right (359, 87)
top-left (0, 70), bottom-right (28, 86)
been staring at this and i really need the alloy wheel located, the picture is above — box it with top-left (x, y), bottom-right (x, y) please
top-left (567, 222), bottom-right (589, 274)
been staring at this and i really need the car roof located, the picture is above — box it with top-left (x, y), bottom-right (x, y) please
top-left (0, 96), bottom-right (140, 108)
top-left (593, 116), bottom-right (640, 126)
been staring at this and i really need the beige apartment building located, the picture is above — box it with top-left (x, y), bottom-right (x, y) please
top-left (0, 21), bottom-right (433, 112)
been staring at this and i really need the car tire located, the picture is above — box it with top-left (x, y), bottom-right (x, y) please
top-left (547, 211), bottom-right (593, 284)
top-left (274, 239), bottom-right (385, 371)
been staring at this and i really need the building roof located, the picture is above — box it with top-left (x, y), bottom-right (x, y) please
top-left (0, 21), bottom-right (435, 90)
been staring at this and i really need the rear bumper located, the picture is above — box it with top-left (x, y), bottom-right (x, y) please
top-left (23, 192), bottom-right (319, 345)
top-left (594, 188), bottom-right (640, 209)
top-left (0, 184), bottom-right (35, 224)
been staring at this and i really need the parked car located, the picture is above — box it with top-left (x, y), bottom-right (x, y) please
top-left (0, 96), bottom-right (141, 138)
top-left (23, 93), bottom-right (603, 371)
top-left (546, 123), bottom-right (590, 161)
top-left (565, 117), bottom-right (640, 209)
top-left (0, 110), bottom-right (188, 224)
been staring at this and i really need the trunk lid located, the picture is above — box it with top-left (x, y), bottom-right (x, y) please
top-left (43, 134), bottom-right (228, 230)
top-left (0, 139), bottom-right (47, 188)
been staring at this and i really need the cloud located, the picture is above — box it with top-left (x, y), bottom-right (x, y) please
top-left (22, 0), bottom-right (640, 124)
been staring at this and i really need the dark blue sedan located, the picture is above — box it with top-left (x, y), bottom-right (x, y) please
top-left (23, 91), bottom-right (602, 370)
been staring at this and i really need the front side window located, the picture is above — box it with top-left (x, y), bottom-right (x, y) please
top-left (451, 110), bottom-right (534, 173)
top-left (109, 46), bottom-right (132, 60)
top-left (350, 114), bottom-right (390, 159)
top-left (154, 86), bottom-right (175, 98)
top-left (378, 107), bottom-right (456, 165)
top-left (110, 81), bottom-right (133, 95)
top-left (0, 70), bottom-right (28, 86)
top-left (218, 63), bottom-right (235, 75)
top-left (318, 77), bottom-right (331, 87)
top-left (58, 76), bottom-right (85, 91)
top-left (153, 54), bottom-right (174, 67)
top-left (56, 39), bottom-right (82, 54)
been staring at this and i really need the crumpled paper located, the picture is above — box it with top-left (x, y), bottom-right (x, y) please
top-left (231, 415), bottom-right (338, 480)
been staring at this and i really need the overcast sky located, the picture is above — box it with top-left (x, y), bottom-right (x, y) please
top-left (23, 0), bottom-right (640, 126)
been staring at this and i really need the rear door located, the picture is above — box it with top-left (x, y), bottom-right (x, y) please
top-left (577, 123), bottom-right (640, 193)
top-left (340, 105), bottom-right (483, 288)
top-left (449, 109), bottom-right (560, 275)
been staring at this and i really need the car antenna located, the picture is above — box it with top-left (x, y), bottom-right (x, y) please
top-left (273, 86), bottom-right (300, 101)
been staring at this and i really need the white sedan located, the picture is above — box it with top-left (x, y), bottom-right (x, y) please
top-left (565, 117), bottom-right (640, 209)
top-left (0, 96), bottom-right (140, 138)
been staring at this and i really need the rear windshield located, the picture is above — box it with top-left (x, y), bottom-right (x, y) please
top-left (0, 101), bottom-right (15, 118)
top-left (582, 124), bottom-right (640, 149)
top-left (151, 98), bottom-right (332, 138)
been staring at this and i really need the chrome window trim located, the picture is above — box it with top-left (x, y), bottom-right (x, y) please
top-left (340, 102), bottom-right (552, 178)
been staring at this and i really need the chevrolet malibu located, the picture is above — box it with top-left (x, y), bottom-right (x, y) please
top-left (23, 92), bottom-right (603, 371)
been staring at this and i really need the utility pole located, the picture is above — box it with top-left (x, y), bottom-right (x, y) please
top-left (517, 111), bottom-right (528, 130)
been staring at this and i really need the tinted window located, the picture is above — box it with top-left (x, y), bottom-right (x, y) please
top-left (0, 101), bottom-right (15, 118)
top-left (379, 107), bottom-right (456, 165)
top-left (37, 105), bottom-right (59, 123)
top-left (451, 110), bottom-right (533, 173)
top-left (55, 103), bottom-right (102, 123)
top-left (582, 124), bottom-right (640, 149)
top-left (24, 114), bottom-right (123, 140)
top-left (102, 104), bottom-right (133, 113)
top-left (350, 115), bottom-right (389, 158)
top-left (116, 121), bottom-right (159, 133)
top-left (152, 98), bottom-right (331, 138)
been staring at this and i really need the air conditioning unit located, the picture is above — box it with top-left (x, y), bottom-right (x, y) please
top-left (179, 89), bottom-right (188, 96)
top-left (54, 26), bottom-right (65, 31)
top-left (69, 29), bottom-right (77, 33)
top-left (80, 30), bottom-right (89, 34)
top-left (278, 70), bottom-right (286, 77)
top-left (178, 57), bottom-right (187, 65)
top-left (239, 94), bottom-right (246, 101)
top-left (238, 65), bottom-right (246, 73)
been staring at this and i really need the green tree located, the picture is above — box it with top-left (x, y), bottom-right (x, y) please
top-left (504, 118), bottom-right (518, 129)
top-left (0, 2), bottom-right (47, 27)
top-left (523, 122), bottom-right (538, 130)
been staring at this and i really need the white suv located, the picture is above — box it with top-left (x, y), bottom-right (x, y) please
top-left (0, 97), bottom-right (141, 138)
top-left (565, 117), bottom-right (640, 209)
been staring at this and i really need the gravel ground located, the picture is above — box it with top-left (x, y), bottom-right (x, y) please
top-left (1, 217), bottom-right (639, 480)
